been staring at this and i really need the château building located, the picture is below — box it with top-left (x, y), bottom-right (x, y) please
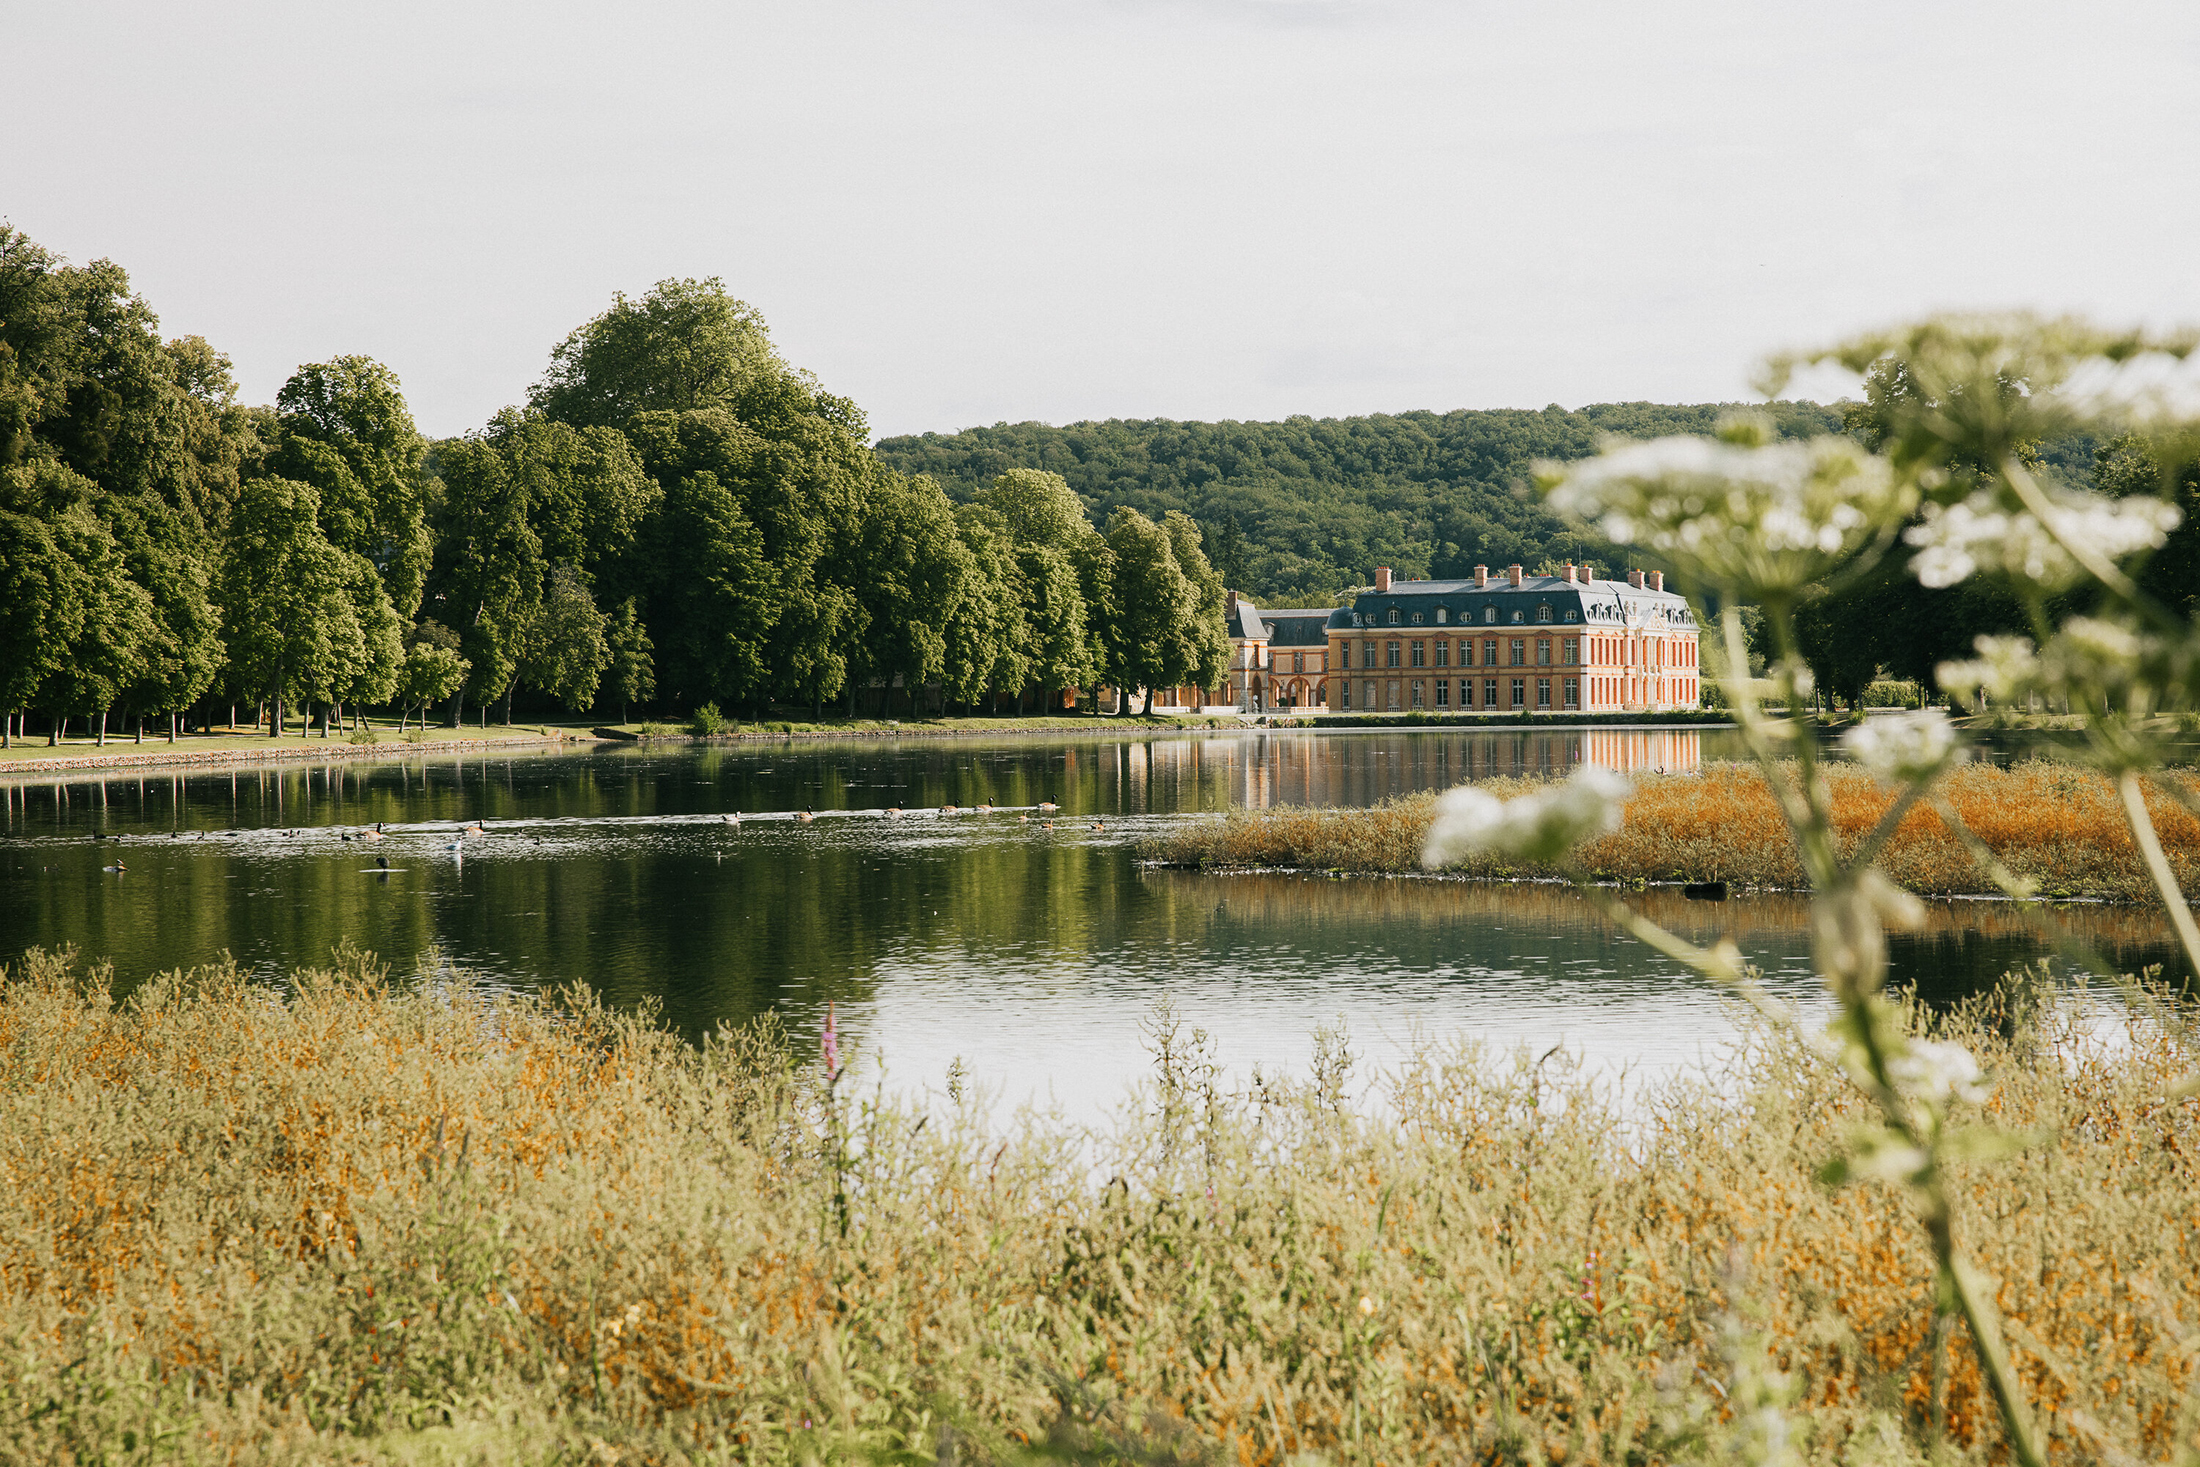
top-left (1322, 564), bottom-right (1701, 714)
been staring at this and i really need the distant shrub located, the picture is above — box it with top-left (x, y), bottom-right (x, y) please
top-left (346, 726), bottom-right (381, 745)
top-left (635, 720), bottom-right (677, 738)
top-left (689, 703), bottom-right (729, 736)
top-left (1865, 678), bottom-right (1922, 708)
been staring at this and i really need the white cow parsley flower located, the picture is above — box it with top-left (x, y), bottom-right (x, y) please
top-left (1936, 636), bottom-right (2043, 706)
top-left (1421, 766), bottom-right (1632, 869)
top-left (1842, 709), bottom-right (1966, 784)
top-left (1538, 426), bottom-right (1912, 601)
top-left (1905, 488), bottom-right (2179, 591)
top-left (1887, 1038), bottom-right (1987, 1107)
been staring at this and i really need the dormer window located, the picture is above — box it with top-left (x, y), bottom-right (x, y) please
top-left (1511, 610), bottom-right (1524, 625)
top-left (1411, 612), bottom-right (1424, 626)
top-left (1536, 605), bottom-right (1552, 623)
top-left (1387, 608), bottom-right (1400, 625)
top-left (1483, 606), bottom-right (1497, 624)
top-left (1435, 607), bottom-right (1449, 624)
top-left (1564, 609), bottom-right (1578, 623)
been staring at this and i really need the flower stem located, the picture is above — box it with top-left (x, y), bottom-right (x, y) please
top-left (2115, 769), bottom-right (2200, 981)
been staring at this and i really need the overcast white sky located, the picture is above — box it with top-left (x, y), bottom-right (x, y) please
top-left (8, 1), bottom-right (2198, 440)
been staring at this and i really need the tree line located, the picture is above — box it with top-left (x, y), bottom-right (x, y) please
top-left (0, 227), bottom-right (1236, 743)
top-left (879, 391), bottom-right (2199, 711)
top-left (874, 401), bottom-right (1849, 605)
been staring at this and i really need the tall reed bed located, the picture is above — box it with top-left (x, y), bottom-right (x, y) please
top-left (1, 946), bottom-right (2194, 1464)
top-left (1149, 760), bottom-right (2200, 899)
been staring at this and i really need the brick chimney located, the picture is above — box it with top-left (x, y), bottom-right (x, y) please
top-left (1226, 589), bottom-right (1238, 621)
top-left (1473, 565), bottom-right (1488, 588)
top-left (1647, 570), bottom-right (1663, 592)
top-left (1374, 567), bottom-right (1392, 593)
top-left (1507, 564), bottom-right (1523, 587)
top-left (1627, 569), bottom-right (1645, 590)
top-left (1562, 562), bottom-right (1577, 584)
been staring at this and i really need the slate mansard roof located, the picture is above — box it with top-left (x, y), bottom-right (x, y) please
top-left (1228, 598), bottom-right (1346, 648)
top-left (1324, 574), bottom-right (1696, 632)
top-left (1256, 611), bottom-right (1335, 648)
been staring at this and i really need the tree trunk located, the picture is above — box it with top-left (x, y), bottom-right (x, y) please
top-left (168, 712), bottom-right (177, 743)
top-left (97, 710), bottom-right (108, 747)
top-left (50, 714), bottom-right (63, 746)
top-left (135, 714), bottom-right (143, 745)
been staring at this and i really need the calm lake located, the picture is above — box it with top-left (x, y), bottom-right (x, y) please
top-left (0, 728), bottom-right (2176, 1118)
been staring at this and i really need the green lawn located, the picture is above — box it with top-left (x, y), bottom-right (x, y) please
top-left (0, 719), bottom-right (597, 766)
top-left (0, 710), bottom-right (1252, 768)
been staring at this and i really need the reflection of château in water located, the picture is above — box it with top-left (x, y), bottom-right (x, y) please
top-left (1159, 728), bottom-right (1704, 811)
top-left (1578, 727), bottom-right (1701, 776)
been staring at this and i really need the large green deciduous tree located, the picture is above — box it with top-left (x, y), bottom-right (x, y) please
top-left (848, 474), bottom-right (965, 716)
top-left (538, 280), bottom-right (877, 715)
top-left (942, 504), bottom-right (1028, 711)
top-left (604, 599), bottom-right (656, 724)
top-left (430, 435), bottom-right (543, 723)
top-left (650, 471), bottom-right (773, 707)
top-left (1160, 509), bottom-right (1232, 697)
top-left (216, 477), bottom-right (358, 736)
top-left (0, 505), bottom-right (88, 745)
top-left (1103, 507), bottom-right (1201, 714)
top-left (519, 564), bottom-right (611, 712)
top-left (269, 357), bottom-right (434, 618)
top-left (36, 504), bottom-right (155, 743)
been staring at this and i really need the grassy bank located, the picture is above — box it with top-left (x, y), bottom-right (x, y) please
top-left (0, 723), bottom-right (600, 775)
top-left (2, 947), bottom-right (2195, 1464)
top-left (617, 713), bottom-right (1243, 741)
top-left (0, 713), bottom-right (1248, 781)
top-left (1149, 761), bottom-right (2200, 901)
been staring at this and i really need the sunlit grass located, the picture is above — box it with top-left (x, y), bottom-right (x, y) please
top-left (1150, 760), bottom-right (2200, 900)
top-left (1, 945), bottom-right (2194, 1463)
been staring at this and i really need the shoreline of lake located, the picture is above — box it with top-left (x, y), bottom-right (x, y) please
top-left (0, 712), bottom-right (1730, 785)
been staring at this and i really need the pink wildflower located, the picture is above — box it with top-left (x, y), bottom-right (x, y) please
top-left (821, 1001), bottom-right (841, 1080)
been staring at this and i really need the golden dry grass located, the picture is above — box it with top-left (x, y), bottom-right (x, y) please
top-left (1149, 761), bottom-right (2200, 900)
top-left (1, 946), bottom-right (2196, 1464)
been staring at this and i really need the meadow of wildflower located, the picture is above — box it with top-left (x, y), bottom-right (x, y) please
top-left (1149, 761), bottom-right (2200, 901)
top-left (1, 944), bottom-right (2193, 1465)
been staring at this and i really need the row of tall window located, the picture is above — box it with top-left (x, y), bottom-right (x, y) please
top-left (1338, 677), bottom-right (1582, 711)
top-left (1350, 637), bottom-right (1586, 670)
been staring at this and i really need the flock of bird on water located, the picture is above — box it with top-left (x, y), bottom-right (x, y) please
top-left (86, 801), bottom-right (1104, 874)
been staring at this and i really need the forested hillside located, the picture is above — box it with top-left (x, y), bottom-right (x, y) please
top-left (875, 402), bottom-right (1847, 604)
